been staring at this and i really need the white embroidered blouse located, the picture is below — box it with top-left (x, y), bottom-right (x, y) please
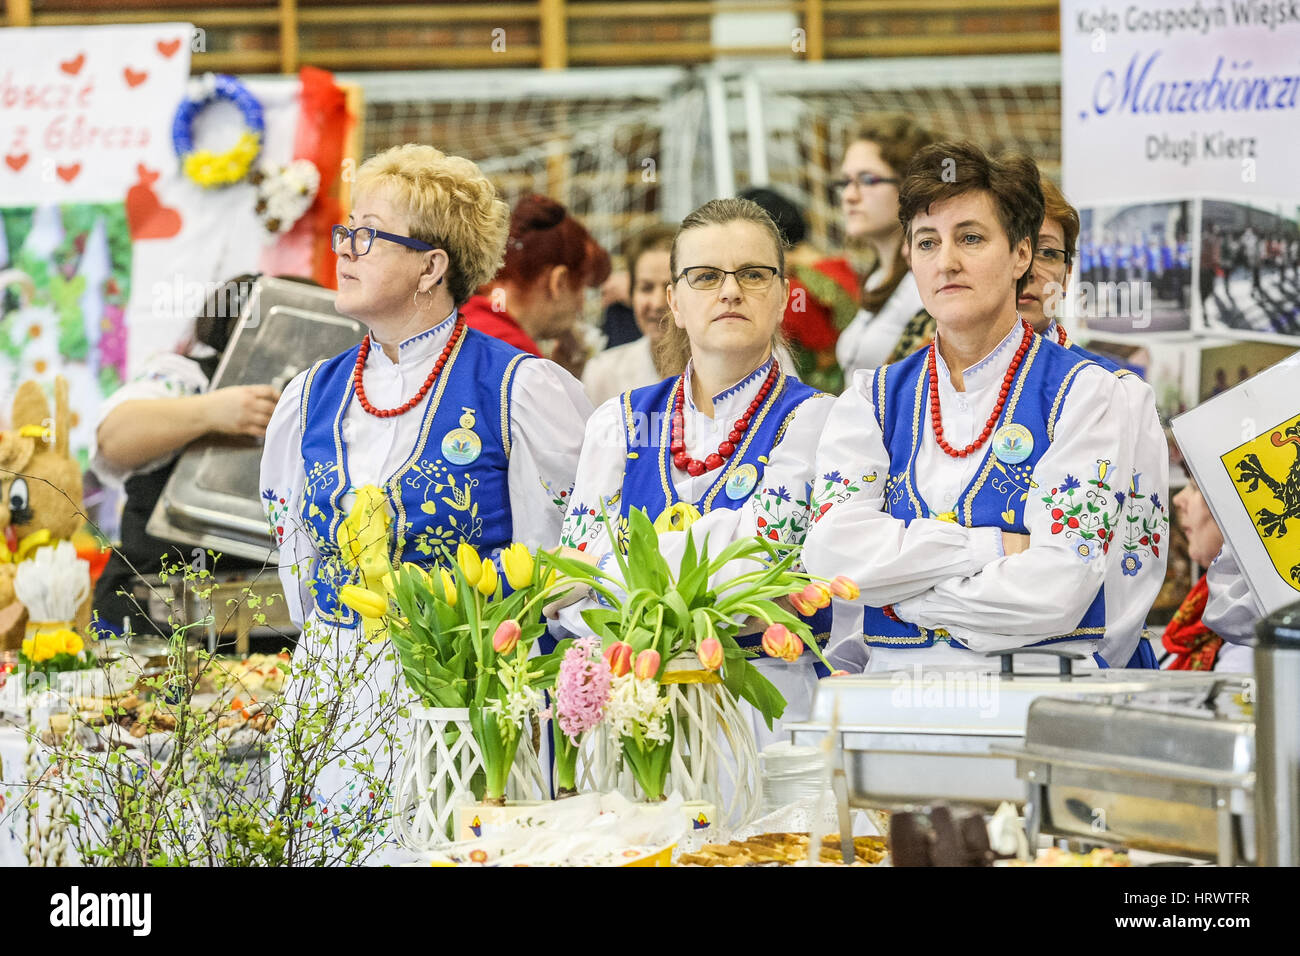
top-left (804, 321), bottom-right (1136, 663)
top-left (1048, 322), bottom-right (1171, 666)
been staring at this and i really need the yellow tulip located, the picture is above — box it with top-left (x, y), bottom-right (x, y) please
top-left (501, 542), bottom-right (534, 590)
top-left (21, 637), bottom-right (34, 659)
top-left (62, 631), bottom-right (84, 657)
top-left (339, 585), bottom-right (388, 619)
top-left (477, 558), bottom-right (499, 597)
top-left (402, 562), bottom-right (433, 589)
top-left (457, 542), bottom-right (483, 586)
top-left (438, 567), bottom-right (458, 606)
top-left (654, 502), bottom-right (701, 535)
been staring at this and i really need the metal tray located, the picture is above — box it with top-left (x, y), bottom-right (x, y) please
top-left (996, 679), bottom-right (1255, 864)
top-left (147, 277), bottom-right (365, 562)
top-left (788, 667), bottom-right (1223, 811)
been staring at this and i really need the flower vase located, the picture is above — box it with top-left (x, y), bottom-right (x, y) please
top-left (660, 654), bottom-right (761, 827)
top-left (563, 721), bottom-right (638, 798)
top-left (393, 706), bottom-right (484, 851)
top-left (394, 706), bottom-right (550, 851)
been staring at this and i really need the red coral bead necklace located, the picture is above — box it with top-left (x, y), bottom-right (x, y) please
top-left (353, 318), bottom-right (465, 418)
top-left (671, 360), bottom-right (780, 477)
top-left (928, 319), bottom-right (1034, 459)
top-left (1055, 323), bottom-right (1068, 346)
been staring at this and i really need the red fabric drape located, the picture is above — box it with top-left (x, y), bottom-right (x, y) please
top-left (293, 66), bottom-right (351, 290)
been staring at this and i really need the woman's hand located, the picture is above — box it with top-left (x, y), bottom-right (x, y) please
top-left (541, 546), bottom-right (601, 619)
top-left (201, 385), bottom-right (280, 439)
top-left (1001, 531), bottom-right (1031, 556)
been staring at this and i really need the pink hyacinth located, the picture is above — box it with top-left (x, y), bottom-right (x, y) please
top-left (555, 635), bottom-right (612, 744)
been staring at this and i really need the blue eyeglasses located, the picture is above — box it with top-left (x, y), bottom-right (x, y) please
top-left (331, 224), bottom-right (437, 256)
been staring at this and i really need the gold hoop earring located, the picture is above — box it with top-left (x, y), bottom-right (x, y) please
top-left (413, 287), bottom-right (434, 309)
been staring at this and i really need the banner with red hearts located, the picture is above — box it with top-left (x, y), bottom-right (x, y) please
top-left (0, 23), bottom-right (192, 206)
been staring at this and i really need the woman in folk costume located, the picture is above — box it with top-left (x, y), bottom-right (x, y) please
top-left (835, 114), bottom-right (941, 380)
top-left (804, 142), bottom-right (1134, 673)
top-left (1016, 178), bottom-right (1170, 668)
top-left (260, 144), bottom-right (591, 855)
top-left (1161, 477), bottom-right (1261, 673)
top-left (549, 198), bottom-right (836, 745)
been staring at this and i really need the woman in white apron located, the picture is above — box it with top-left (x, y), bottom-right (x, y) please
top-left (805, 142), bottom-right (1134, 675)
top-left (259, 144), bottom-right (591, 860)
top-left (548, 198), bottom-right (836, 747)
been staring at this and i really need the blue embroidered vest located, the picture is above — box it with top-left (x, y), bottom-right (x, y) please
top-left (861, 335), bottom-right (1107, 648)
top-left (618, 365), bottom-right (833, 644)
top-left (298, 326), bottom-right (533, 625)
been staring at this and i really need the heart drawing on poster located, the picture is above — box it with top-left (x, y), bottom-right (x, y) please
top-left (56, 163), bottom-right (81, 182)
top-left (59, 53), bottom-right (85, 75)
top-left (157, 38), bottom-right (182, 58)
top-left (4, 154), bottom-right (28, 173)
top-left (124, 68), bottom-right (149, 88)
top-left (126, 163), bottom-right (182, 240)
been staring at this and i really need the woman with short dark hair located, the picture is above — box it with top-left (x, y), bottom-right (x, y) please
top-left (805, 142), bottom-right (1134, 672)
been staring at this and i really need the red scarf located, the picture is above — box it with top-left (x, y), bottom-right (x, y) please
top-left (1161, 575), bottom-right (1222, 670)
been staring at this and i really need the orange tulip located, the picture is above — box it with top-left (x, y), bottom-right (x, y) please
top-left (801, 582), bottom-right (832, 610)
top-left (634, 649), bottom-right (661, 681)
top-left (789, 592), bottom-right (816, 617)
top-left (604, 641), bottom-right (633, 677)
top-left (761, 623), bottom-right (793, 659)
top-left (696, 637), bottom-right (724, 671)
top-left (492, 620), bottom-right (521, 654)
top-left (829, 575), bottom-right (861, 601)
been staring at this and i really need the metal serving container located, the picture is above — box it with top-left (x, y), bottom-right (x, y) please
top-left (147, 277), bottom-right (365, 562)
top-left (787, 654), bottom-right (1222, 812)
top-left (998, 679), bottom-right (1255, 865)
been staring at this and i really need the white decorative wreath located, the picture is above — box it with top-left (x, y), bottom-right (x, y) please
top-left (249, 159), bottom-right (321, 235)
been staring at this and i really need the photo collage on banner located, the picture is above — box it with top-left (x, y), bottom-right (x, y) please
top-left (1061, 0), bottom-right (1300, 345)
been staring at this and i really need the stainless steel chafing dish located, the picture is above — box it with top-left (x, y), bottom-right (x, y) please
top-left (997, 678), bottom-right (1255, 865)
top-left (147, 277), bottom-right (365, 562)
top-left (787, 651), bottom-right (1222, 811)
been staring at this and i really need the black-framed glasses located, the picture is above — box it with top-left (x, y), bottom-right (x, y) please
top-left (830, 172), bottom-right (900, 197)
top-left (331, 224), bottom-right (437, 257)
top-left (674, 265), bottom-right (781, 291)
top-left (1034, 247), bottom-right (1072, 268)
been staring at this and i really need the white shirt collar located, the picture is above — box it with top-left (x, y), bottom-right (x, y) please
top-left (683, 354), bottom-right (775, 416)
top-left (932, 318), bottom-right (1024, 393)
top-left (366, 310), bottom-right (458, 367)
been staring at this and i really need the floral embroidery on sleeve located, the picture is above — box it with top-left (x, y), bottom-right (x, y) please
top-left (541, 476), bottom-right (574, 518)
top-left (561, 495), bottom-right (625, 551)
top-left (1042, 459), bottom-right (1120, 563)
top-left (754, 484), bottom-right (805, 544)
top-left (262, 488), bottom-right (290, 545)
top-left (808, 469), bottom-right (880, 524)
top-left (1115, 472), bottom-right (1168, 576)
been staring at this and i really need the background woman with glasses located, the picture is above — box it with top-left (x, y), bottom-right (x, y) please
top-left (259, 144), bottom-right (592, 852)
top-left (834, 115), bottom-right (941, 381)
top-left (549, 198), bottom-right (837, 744)
top-left (1018, 178), bottom-right (1170, 668)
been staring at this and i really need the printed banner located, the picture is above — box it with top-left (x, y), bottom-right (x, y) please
top-left (0, 24), bottom-right (193, 206)
top-left (1172, 351), bottom-right (1300, 615)
top-left (1061, 0), bottom-right (1300, 340)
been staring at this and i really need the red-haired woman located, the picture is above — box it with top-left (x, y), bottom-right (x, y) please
top-left (460, 194), bottom-right (611, 378)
